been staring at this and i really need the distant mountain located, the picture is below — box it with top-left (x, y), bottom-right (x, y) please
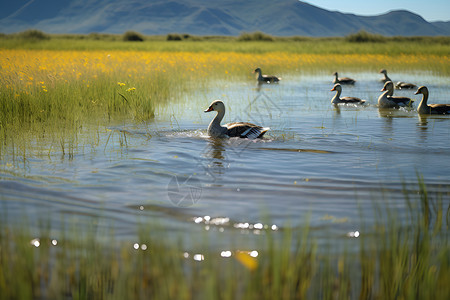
top-left (432, 21), bottom-right (450, 33)
top-left (1, 0), bottom-right (449, 36)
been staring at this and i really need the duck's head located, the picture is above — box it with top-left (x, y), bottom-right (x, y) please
top-left (330, 83), bottom-right (342, 92)
top-left (414, 86), bottom-right (428, 95)
top-left (332, 71), bottom-right (338, 76)
top-left (253, 67), bottom-right (261, 74)
top-left (381, 81), bottom-right (394, 92)
top-left (204, 100), bottom-right (225, 113)
top-left (379, 69), bottom-right (387, 74)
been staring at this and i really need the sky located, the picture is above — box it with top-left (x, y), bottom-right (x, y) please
top-left (305, 0), bottom-right (450, 22)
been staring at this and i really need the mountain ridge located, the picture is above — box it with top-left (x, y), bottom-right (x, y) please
top-left (1, 0), bottom-right (449, 36)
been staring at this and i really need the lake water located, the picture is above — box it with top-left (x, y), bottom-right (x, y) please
top-left (1, 72), bottom-right (449, 252)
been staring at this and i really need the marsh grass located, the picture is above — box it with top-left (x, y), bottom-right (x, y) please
top-left (1, 43), bottom-right (449, 161)
top-left (0, 51), bottom-right (178, 160)
top-left (0, 178), bottom-right (448, 299)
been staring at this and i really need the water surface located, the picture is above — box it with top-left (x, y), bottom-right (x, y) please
top-left (1, 71), bottom-right (449, 251)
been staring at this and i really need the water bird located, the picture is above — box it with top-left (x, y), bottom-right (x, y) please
top-left (204, 100), bottom-right (270, 138)
top-left (332, 72), bottom-right (355, 85)
top-left (378, 81), bottom-right (414, 108)
top-left (379, 69), bottom-right (392, 83)
top-left (379, 69), bottom-right (417, 89)
top-left (330, 84), bottom-right (366, 105)
top-left (415, 86), bottom-right (450, 115)
top-left (396, 81), bottom-right (417, 89)
top-left (253, 67), bottom-right (280, 84)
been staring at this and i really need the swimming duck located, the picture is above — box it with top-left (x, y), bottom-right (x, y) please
top-left (379, 69), bottom-right (392, 83)
top-left (330, 84), bottom-right (366, 105)
top-left (332, 72), bottom-right (355, 85)
top-left (253, 67), bottom-right (280, 84)
top-left (396, 81), bottom-right (417, 89)
top-left (415, 86), bottom-right (450, 115)
top-left (379, 69), bottom-right (416, 89)
top-left (378, 81), bottom-right (414, 108)
top-left (204, 100), bottom-right (270, 138)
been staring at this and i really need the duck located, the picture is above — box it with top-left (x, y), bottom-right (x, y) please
top-left (396, 81), bottom-right (417, 90)
top-left (415, 86), bottom-right (450, 115)
top-left (332, 72), bottom-right (355, 85)
top-left (204, 100), bottom-right (270, 138)
top-left (253, 67), bottom-right (280, 84)
top-left (379, 69), bottom-right (417, 89)
top-left (378, 81), bottom-right (414, 108)
top-left (330, 84), bottom-right (366, 105)
top-left (379, 69), bottom-right (392, 83)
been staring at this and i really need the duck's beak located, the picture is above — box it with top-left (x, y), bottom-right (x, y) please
top-left (381, 87), bottom-right (386, 91)
top-left (204, 106), bottom-right (213, 112)
top-left (330, 87), bottom-right (335, 91)
top-left (414, 90), bottom-right (420, 95)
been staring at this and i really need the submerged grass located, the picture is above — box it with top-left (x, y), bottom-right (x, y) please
top-left (0, 179), bottom-right (448, 299)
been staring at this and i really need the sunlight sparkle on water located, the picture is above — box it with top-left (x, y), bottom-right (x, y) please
top-left (133, 243), bottom-right (148, 250)
top-left (347, 231), bottom-right (360, 238)
top-left (254, 223), bottom-right (263, 229)
top-left (193, 254), bottom-right (205, 261)
top-left (30, 238), bottom-right (40, 248)
top-left (30, 238), bottom-right (58, 247)
top-left (221, 250), bottom-right (232, 258)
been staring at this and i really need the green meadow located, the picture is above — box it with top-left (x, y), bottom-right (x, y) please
top-left (2, 30), bottom-right (450, 55)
